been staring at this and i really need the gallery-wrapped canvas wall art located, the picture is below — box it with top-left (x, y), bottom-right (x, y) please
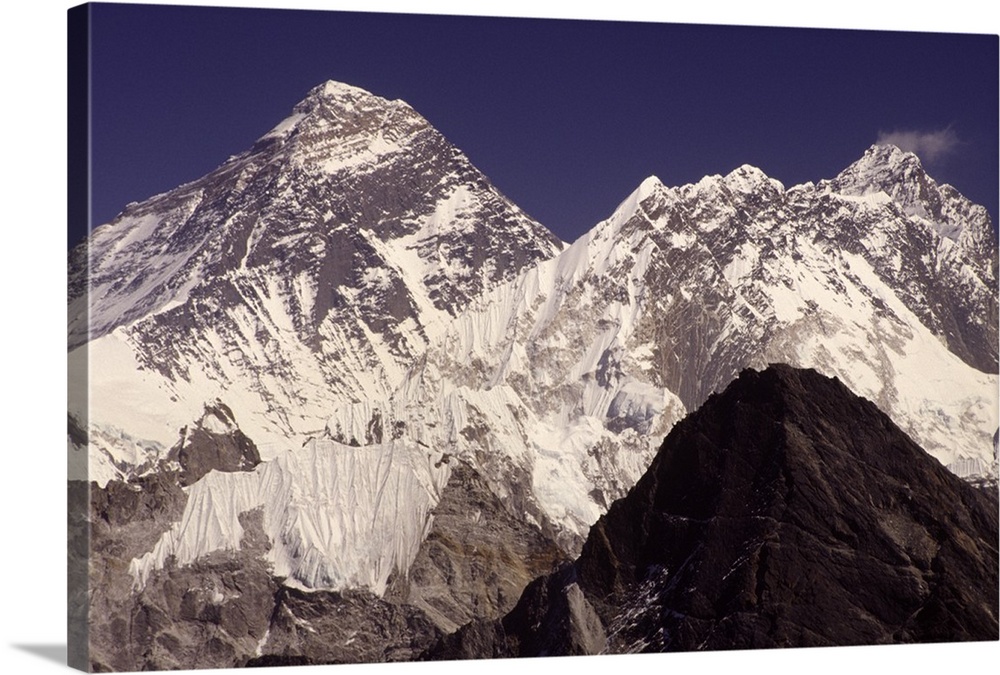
top-left (67, 3), bottom-right (999, 672)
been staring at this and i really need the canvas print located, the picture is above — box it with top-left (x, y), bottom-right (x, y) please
top-left (67, 3), bottom-right (999, 671)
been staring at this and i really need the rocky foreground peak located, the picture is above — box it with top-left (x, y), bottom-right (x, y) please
top-left (583, 364), bottom-right (999, 649)
top-left (428, 365), bottom-right (999, 658)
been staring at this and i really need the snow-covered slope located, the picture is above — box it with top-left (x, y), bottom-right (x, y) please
top-left (68, 80), bottom-right (562, 466)
top-left (334, 147), bottom-right (997, 554)
top-left (131, 439), bottom-right (449, 595)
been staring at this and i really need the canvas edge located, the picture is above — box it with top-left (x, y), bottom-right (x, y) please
top-left (67, 3), bottom-right (91, 672)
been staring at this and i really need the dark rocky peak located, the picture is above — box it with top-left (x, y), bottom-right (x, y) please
top-left (432, 365), bottom-right (998, 658)
top-left (576, 363), bottom-right (999, 649)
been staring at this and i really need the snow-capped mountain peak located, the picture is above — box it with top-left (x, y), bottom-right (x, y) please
top-left (829, 143), bottom-right (991, 249)
top-left (255, 79), bottom-right (432, 173)
top-left (636, 175), bottom-right (664, 200)
top-left (69, 79), bottom-right (562, 466)
top-left (721, 163), bottom-right (784, 195)
top-left (311, 78), bottom-right (380, 101)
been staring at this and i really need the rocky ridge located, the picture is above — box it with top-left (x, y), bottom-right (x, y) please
top-left (349, 143), bottom-right (997, 553)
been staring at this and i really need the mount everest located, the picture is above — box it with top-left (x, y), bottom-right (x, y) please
top-left (68, 80), bottom-right (998, 668)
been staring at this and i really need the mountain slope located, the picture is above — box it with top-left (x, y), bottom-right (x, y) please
top-left (69, 79), bottom-right (996, 670)
top-left (427, 365), bottom-right (999, 658)
top-left (122, 141), bottom-right (997, 592)
top-left (357, 145), bottom-right (996, 552)
top-left (68, 80), bottom-right (562, 471)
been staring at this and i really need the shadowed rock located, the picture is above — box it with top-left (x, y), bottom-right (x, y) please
top-left (166, 402), bottom-right (261, 486)
top-left (428, 365), bottom-right (999, 657)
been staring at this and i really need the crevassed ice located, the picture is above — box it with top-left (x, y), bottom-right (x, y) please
top-left (130, 439), bottom-right (450, 595)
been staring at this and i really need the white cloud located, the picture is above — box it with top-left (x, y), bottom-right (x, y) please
top-left (876, 128), bottom-right (960, 163)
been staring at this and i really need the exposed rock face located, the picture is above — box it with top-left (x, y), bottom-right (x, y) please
top-left (110, 508), bottom-right (278, 671)
top-left (85, 482), bottom-right (442, 671)
top-left (84, 472), bottom-right (279, 672)
top-left (428, 365), bottom-right (999, 657)
top-left (256, 587), bottom-right (441, 665)
top-left (81, 459), bottom-right (565, 670)
top-left (90, 471), bottom-right (187, 530)
top-left (166, 402), bottom-right (261, 486)
top-left (388, 461), bottom-right (567, 632)
top-left (426, 565), bottom-right (606, 660)
top-left (580, 365), bottom-right (999, 650)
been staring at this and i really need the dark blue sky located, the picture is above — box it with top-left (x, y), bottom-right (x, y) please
top-left (81, 3), bottom-right (998, 247)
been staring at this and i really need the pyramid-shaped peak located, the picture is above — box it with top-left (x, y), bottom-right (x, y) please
top-left (830, 143), bottom-right (935, 197)
top-left (571, 363), bottom-right (999, 650)
top-left (311, 80), bottom-right (376, 100)
top-left (254, 80), bottom-right (429, 152)
top-left (841, 145), bottom-right (993, 252)
top-left (293, 79), bottom-right (409, 114)
top-left (838, 143), bottom-right (938, 188)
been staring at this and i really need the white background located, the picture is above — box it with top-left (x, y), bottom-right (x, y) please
top-left (1, 2), bottom-right (997, 674)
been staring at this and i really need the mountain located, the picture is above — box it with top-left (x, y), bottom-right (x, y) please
top-left (70, 80), bottom-right (567, 670)
top-left (69, 79), bottom-right (998, 669)
top-left (343, 143), bottom-right (997, 552)
top-left (68, 80), bottom-right (562, 482)
top-left (427, 365), bottom-right (999, 658)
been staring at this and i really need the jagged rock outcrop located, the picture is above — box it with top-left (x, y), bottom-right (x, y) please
top-left (86, 479), bottom-right (444, 671)
top-left (107, 509), bottom-right (278, 671)
top-left (255, 587), bottom-right (440, 664)
top-left (166, 402), bottom-right (261, 486)
top-left (427, 564), bottom-right (606, 659)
